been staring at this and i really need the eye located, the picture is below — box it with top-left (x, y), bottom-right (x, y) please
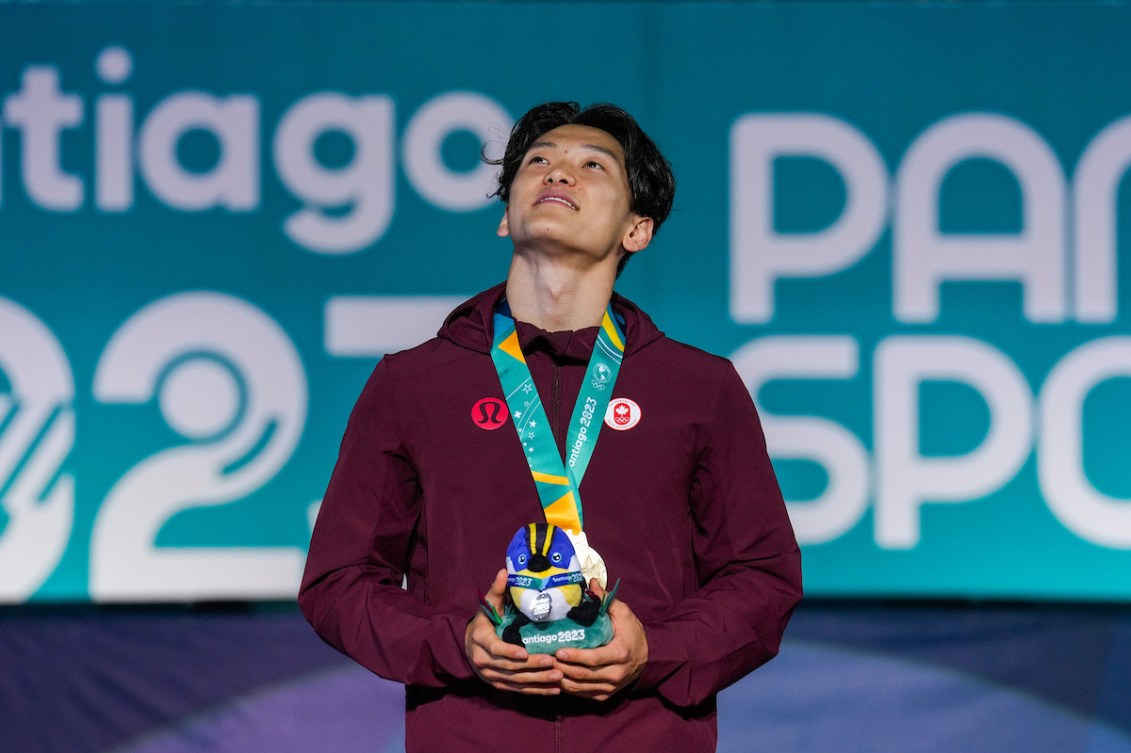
top-left (584, 160), bottom-right (604, 169)
top-left (517, 554), bottom-right (527, 565)
top-left (528, 155), bottom-right (548, 165)
top-left (551, 552), bottom-right (562, 563)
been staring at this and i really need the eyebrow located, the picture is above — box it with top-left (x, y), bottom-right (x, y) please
top-left (528, 140), bottom-right (621, 162)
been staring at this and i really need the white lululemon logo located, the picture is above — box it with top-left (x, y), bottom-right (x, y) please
top-left (604, 398), bottom-right (641, 431)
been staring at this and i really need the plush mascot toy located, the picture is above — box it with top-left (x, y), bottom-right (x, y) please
top-left (479, 523), bottom-right (617, 654)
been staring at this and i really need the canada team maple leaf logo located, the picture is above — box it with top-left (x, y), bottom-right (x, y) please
top-left (605, 398), bottom-right (641, 431)
top-left (614, 401), bottom-right (631, 425)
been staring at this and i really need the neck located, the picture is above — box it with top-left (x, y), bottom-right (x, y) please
top-left (505, 253), bottom-right (616, 331)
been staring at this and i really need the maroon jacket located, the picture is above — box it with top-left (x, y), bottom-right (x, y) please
top-left (299, 284), bottom-right (802, 752)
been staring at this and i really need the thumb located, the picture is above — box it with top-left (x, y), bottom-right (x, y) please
top-left (588, 577), bottom-right (607, 599)
top-left (486, 568), bottom-right (508, 607)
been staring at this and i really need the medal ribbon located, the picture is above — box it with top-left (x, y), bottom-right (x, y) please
top-left (491, 304), bottom-right (626, 534)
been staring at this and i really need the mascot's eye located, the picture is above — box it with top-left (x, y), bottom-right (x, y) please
top-left (551, 552), bottom-right (562, 563)
top-left (517, 554), bottom-right (527, 565)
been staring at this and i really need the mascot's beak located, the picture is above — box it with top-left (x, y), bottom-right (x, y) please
top-left (527, 553), bottom-right (551, 573)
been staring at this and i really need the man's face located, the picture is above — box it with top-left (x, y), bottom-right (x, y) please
top-left (497, 124), bottom-right (652, 264)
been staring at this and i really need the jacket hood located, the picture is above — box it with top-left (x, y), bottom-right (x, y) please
top-left (437, 282), bottom-right (664, 355)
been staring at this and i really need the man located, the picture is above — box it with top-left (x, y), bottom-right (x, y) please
top-left (299, 101), bottom-right (802, 751)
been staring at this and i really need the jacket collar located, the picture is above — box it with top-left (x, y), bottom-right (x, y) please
top-left (437, 282), bottom-right (663, 356)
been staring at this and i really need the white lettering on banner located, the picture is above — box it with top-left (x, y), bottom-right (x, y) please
top-left (729, 112), bottom-right (1128, 324)
top-left (6, 45), bottom-right (1131, 600)
top-left (139, 93), bottom-right (259, 210)
top-left (0, 48), bottom-right (512, 254)
top-left (403, 92), bottom-right (509, 211)
top-left (895, 114), bottom-right (1066, 323)
top-left (2, 294), bottom-right (1129, 600)
top-left (731, 336), bottom-right (868, 545)
top-left (0, 294), bottom-right (466, 602)
top-left (2, 66), bottom-right (84, 210)
top-left (732, 334), bottom-right (1131, 551)
top-left (273, 93), bottom-right (395, 254)
top-left (95, 47), bottom-right (134, 211)
top-left (1039, 337), bottom-right (1131, 548)
top-left (873, 337), bottom-right (1032, 549)
top-left (323, 295), bottom-right (468, 356)
top-left (724, 108), bottom-right (1131, 555)
top-left (90, 293), bottom-right (308, 601)
top-left (0, 299), bottom-right (74, 600)
top-left (729, 114), bottom-right (888, 324)
top-left (1072, 117), bottom-right (1131, 324)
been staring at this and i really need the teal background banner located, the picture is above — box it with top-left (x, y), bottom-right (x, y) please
top-left (2, 1), bottom-right (1130, 602)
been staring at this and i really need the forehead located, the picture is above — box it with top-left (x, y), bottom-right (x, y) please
top-left (528, 124), bottom-right (626, 163)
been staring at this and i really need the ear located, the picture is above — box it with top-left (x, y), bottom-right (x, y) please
top-left (496, 209), bottom-right (510, 238)
top-left (621, 215), bottom-right (654, 254)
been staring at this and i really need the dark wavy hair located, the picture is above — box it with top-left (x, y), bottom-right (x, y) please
top-left (487, 102), bottom-right (676, 273)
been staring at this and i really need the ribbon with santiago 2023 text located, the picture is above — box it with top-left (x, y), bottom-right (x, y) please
top-left (491, 303), bottom-right (625, 533)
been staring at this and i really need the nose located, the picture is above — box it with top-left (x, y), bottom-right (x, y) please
top-left (545, 165), bottom-right (574, 185)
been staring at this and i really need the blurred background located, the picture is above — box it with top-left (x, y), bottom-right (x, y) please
top-left (1, 0), bottom-right (1129, 750)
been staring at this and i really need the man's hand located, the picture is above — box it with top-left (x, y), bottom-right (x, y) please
top-left (553, 579), bottom-right (648, 701)
top-left (464, 568), bottom-right (562, 695)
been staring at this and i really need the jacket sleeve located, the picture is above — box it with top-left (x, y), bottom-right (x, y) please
top-left (634, 362), bottom-right (803, 707)
top-left (298, 356), bottom-right (476, 687)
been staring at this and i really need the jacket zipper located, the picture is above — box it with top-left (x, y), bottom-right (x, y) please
top-left (552, 361), bottom-right (562, 457)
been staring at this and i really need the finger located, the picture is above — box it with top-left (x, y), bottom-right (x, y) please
top-left (478, 646), bottom-right (552, 672)
top-left (555, 641), bottom-right (624, 668)
top-left (470, 638), bottom-right (528, 667)
top-left (555, 647), bottom-right (605, 669)
top-left (470, 648), bottom-right (535, 678)
top-left (468, 628), bottom-right (524, 664)
top-left (491, 680), bottom-right (562, 696)
top-left (558, 676), bottom-right (615, 700)
top-left (555, 662), bottom-right (612, 683)
top-left (484, 637), bottom-right (529, 662)
top-left (468, 615), bottom-right (528, 660)
top-left (477, 655), bottom-right (564, 695)
top-left (588, 577), bottom-right (606, 598)
top-left (559, 673), bottom-right (615, 690)
top-left (485, 568), bottom-right (508, 609)
top-left (479, 664), bottom-right (563, 686)
top-left (471, 640), bottom-right (534, 669)
top-left (556, 651), bottom-right (634, 685)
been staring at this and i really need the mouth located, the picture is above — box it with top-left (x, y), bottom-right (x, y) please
top-left (535, 192), bottom-right (578, 210)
